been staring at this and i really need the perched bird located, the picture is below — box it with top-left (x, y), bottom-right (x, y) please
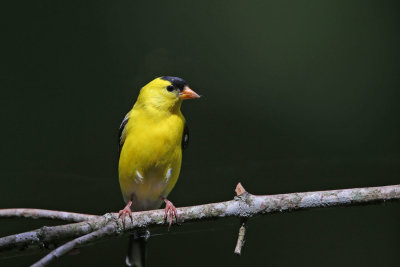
top-left (118, 76), bottom-right (200, 267)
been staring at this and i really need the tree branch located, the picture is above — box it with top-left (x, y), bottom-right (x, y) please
top-left (0, 215), bottom-right (111, 259)
top-left (1, 184), bottom-right (399, 265)
top-left (0, 209), bottom-right (98, 222)
top-left (31, 224), bottom-right (115, 267)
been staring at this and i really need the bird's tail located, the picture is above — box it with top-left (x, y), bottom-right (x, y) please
top-left (126, 230), bottom-right (150, 267)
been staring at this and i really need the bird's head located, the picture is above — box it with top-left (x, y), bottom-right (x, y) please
top-left (137, 76), bottom-right (200, 112)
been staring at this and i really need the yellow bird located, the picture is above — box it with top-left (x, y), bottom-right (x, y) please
top-left (118, 76), bottom-right (200, 267)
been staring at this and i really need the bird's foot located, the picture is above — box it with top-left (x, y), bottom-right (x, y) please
top-left (163, 198), bottom-right (178, 228)
top-left (118, 200), bottom-right (133, 227)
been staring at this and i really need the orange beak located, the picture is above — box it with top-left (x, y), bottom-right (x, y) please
top-left (180, 86), bottom-right (200, 100)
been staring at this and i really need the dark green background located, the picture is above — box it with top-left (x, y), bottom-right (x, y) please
top-left (1, 1), bottom-right (399, 266)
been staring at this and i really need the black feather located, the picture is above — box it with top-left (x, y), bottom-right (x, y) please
top-left (119, 112), bottom-right (130, 154)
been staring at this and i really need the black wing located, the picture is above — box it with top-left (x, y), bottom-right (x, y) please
top-left (182, 123), bottom-right (189, 150)
top-left (119, 111), bottom-right (130, 154)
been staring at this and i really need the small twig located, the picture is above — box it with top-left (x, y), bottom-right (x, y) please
top-left (31, 224), bottom-right (116, 267)
top-left (234, 220), bottom-right (247, 255)
top-left (0, 209), bottom-right (98, 222)
top-left (234, 182), bottom-right (248, 255)
top-left (235, 182), bottom-right (246, 196)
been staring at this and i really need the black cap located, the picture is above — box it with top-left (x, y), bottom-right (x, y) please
top-left (161, 76), bottom-right (187, 91)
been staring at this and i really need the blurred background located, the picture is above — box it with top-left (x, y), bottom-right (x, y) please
top-left (1, 1), bottom-right (399, 266)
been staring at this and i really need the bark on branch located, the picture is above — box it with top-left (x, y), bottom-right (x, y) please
top-left (0, 209), bottom-right (98, 222)
top-left (1, 184), bottom-right (399, 266)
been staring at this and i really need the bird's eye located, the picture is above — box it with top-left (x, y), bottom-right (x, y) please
top-left (166, 85), bottom-right (174, 92)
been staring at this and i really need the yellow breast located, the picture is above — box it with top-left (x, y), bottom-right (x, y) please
top-left (118, 107), bottom-right (184, 210)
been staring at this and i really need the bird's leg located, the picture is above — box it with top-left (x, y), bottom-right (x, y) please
top-left (118, 200), bottom-right (133, 227)
top-left (162, 197), bottom-right (178, 228)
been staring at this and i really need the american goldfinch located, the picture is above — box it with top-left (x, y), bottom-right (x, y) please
top-left (118, 76), bottom-right (200, 267)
